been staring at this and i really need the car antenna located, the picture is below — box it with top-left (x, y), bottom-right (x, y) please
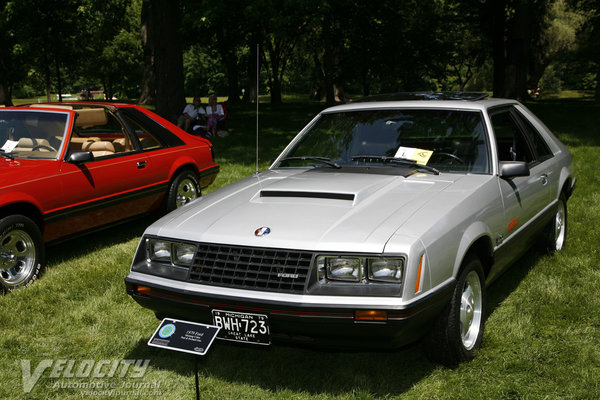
top-left (255, 43), bottom-right (260, 175)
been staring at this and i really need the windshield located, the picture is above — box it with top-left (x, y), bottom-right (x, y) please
top-left (274, 109), bottom-right (490, 174)
top-left (0, 110), bottom-right (69, 160)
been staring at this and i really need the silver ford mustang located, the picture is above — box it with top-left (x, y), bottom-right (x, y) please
top-left (125, 93), bottom-right (575, 364)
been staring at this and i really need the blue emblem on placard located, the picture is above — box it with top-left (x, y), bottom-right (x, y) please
top-left (159, 323), bottom-right (176, 338)
top-left (254, 227), bottom-right (271, 237)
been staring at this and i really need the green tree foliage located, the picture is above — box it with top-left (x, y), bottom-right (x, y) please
top-left (571, 0), bottom-right (600, 102)
top-left (0, 0), bottom-right (597, 106)
top-left (0, 0), bottom-right (142, 105)
top-left (534, 0), bottom-right (586, 85)
top-left (78, 0), bottom-right (143, 100)
top-left (181, 0), bottom-right (249, 102)
top-left (0, 0), bottom-right (24, 105)
top-left (480, 0), bottom-right (587, 99)
top-left (259, 0), bottom-right (314, 104)
top-left (4, 0), bottom-right (82, 101)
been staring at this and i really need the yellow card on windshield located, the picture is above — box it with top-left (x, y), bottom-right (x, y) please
top-left (394, 147), bottom-right (433, 165)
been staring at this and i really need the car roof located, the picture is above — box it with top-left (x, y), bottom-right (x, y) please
top-left (322, 92), bottom-right (519, 114)
top-left (18, 102), bottom-right (138, 112)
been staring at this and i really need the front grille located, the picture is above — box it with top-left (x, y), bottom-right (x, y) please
top-left (188, 244), bottom-right (314, 293)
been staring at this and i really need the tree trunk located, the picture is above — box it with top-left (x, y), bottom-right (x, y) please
top-left (0, 82), bottom-right (11, 106)
top-left (217, 25), bottom-right (241, 104)
top-left (139, 0), bottom-right (185, 119)
top-left (104, 78), bottom-right (114, 102)
top-left (270, 79), bottom-right (282, 105)
top-left (595, 64), bottom-right (600, 104)
top-left (505, 1), bottom-right (531, 100)
top-left (0, 62), bottom-right (12, 105)
top-left (54, 54), bottom-right (63, 102)
top-left (244, 40), bottom-right (259, 103)
top-left (262, 41), bottom-right (283, 105)
top-left (310, 52), bottom-right (325, 100)
top-left (489, 0), bottom-right (506, 97)
top-left (225, 57), bottom-right (240, 103)
top-left (322, 14), bottom-right (343, 106)
top-left (138, 1), bottom-right (155, 105)
top-left (244, 42), bottom-right (258, 103)
top-left (488, 0), bottom-right (540, 99)
top-left (42, 46), bottom-right (52, 102)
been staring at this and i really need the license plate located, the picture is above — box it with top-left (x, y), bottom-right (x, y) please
top-left (211, 310), bottom-right (271, 345)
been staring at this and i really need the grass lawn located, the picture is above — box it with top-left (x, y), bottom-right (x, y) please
top-left (1, 94), bottom-right (599, 399)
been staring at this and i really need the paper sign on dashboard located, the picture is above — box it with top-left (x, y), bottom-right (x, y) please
top-left (1, 140), bottom-right (18, 153)
top-left (394, 146), bottom-right (433, 165)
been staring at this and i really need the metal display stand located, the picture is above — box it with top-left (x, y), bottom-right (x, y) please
top-left (147, 318), bottom-right (220, 400)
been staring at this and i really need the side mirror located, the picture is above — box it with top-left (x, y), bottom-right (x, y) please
top-left (499, 161), bottom-right (530, 179)
top-left (68, 151), bottom-right (95, 164)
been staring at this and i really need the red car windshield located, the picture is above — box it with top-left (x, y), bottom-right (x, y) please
top-left (0, 110), bottom-right (68, 159)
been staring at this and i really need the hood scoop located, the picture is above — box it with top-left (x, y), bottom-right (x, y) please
top-left (260, 190), bottom-right (355, 201)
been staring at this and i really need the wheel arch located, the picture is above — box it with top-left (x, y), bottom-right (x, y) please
top-left (163, 165), bottom-right (202, 213)
top-left (558, 166), bottom-right (575, 200)
top-left (168, 159), bottom-right (200, 183)
top-left (454, 222), bottom-right (494, 280)
top-left (463, 236), bottom-right (494, 279)
top-left (0, 202), bottom-right (45, 234)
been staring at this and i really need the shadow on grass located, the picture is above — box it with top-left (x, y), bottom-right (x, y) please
top-left (116, 243), bottom-right (557, 398)
top-left (120, 247), bottom-right (556, 397)
top-left (485, 245), bottom-right (546, 317)
top-left (44, 214), bottom-right (156, 266)
top-left (126, 337), bottom-right (435, 397)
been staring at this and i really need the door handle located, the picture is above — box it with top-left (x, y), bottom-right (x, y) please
top-left (137, 161), bottom-right (148, 169)
top-left (540, 174), bottom-right (548, 186)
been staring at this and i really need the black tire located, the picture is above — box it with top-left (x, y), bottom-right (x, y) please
top-left (165, 170), bottom-right (200, 212)
top-left (424, 254), bottom-right (486, 366)
top-left (543, 193), bottom-right (567, 254)
top-left (0, 215), bottom-right (44, 293)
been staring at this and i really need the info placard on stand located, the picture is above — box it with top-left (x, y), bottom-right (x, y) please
top-left (148, 318), bottom-right (220, 355)
top-left (148, 318), bottom-right (220, 400)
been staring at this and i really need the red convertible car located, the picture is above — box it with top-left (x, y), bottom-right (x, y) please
top-left (0, 102), bottom-right (219, 292)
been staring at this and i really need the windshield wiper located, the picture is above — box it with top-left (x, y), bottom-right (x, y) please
top-left (352, 155), bottom-right (439, 175)
top-left (279, 156), bottom-right (342, 169)
top-left (0, 149), bottom-right (14, 160)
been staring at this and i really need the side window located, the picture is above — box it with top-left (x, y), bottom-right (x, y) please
top-left (70, 108), bottom-right (134, 158)
top-left (513, 110), bottom-right (553, 160)
top-left (490, 111), bottom-right (534, 163)
top-left (119, 113), bottom-right (162, 151)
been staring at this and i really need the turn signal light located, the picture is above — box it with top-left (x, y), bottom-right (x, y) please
top-left (354, 310), bottom-right (388, 321)
top-left (135, 285), bottom-right (153, 296)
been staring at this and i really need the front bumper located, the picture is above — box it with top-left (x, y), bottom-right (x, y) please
top-left (125, 271), bottom-right (455, 349)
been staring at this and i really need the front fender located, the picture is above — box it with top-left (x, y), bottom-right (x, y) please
top-left (453, 221), bottom-right (493, 278)
top-left (0, 191), bottom-right (45, 214)
top-left (0, 192), bottom-right (45, 231)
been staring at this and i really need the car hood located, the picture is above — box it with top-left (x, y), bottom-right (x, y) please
top-left (151, 169), bottom-right (485, 253)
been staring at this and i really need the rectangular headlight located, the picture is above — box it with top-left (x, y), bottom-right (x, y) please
top-left (147, 239), bottom-right (171, 263)
top-left (173, 243), bottom-right (196, 265)
top-left (317, 255), bottom-right (404, 284)
top-left (318, 256), bottom-right (361, 282)
top-left (367, 258), bottom-right (403, 282)
top-left (146, 238), bottom-right (197, 266)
